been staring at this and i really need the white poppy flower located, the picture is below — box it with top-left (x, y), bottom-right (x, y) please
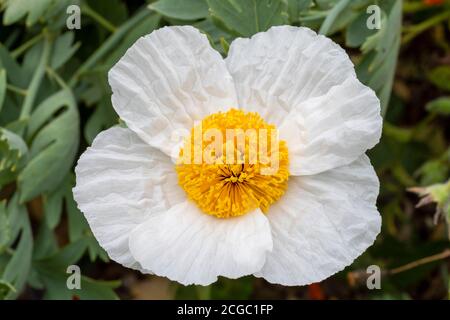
top-left (73, 25), bottom-right (382, 286)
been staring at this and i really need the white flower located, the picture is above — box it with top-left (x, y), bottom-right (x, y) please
top-left (73, 25), bottom-right (382, 286)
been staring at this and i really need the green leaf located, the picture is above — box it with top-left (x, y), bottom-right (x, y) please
top-left (18, 89), bottom-right (80, 202)
top-left (35, 238), bottom-right (89, 270)
top-left (0, 280), bottom-right (16, 300)
top-left (220, 37), bottom-right (230, 55)
top-left (319, 0), bottom-right (351, 35)
top-left (86, 236), bottom-right (108, 263)
top-left (194, 18), bottom-right (233, 54)
top-left (66, 184), bottom-right (89, 242)
top-left (346, 10), bottom-right (378, 48)
top-left (428, 66), bottom-right (450, 92)
top-left (417, 160), bottom-right (449, 186)
top-left (33, 221), bottom-right (58, 260)
top-left (0, 69), bottom-right (6, 113)
top-left (0, 201), bottom-right (10, 254)
top-left (426, 97), bottom-right (450, 116)
top-left (149, 0), bottom-right (208, 20)
top-left (68, 8), bottom-right (151, 87)
top-left (43, 185), bottom-right (64, 229)
top-left (0, 128), bottom-right (28, 188)
top-left (34, 239), bottom-right (119, 300)
top-left (1, 207), bottom-right (33, 300)
top-left (287, 0), bottom-right (312, 23)
top-left (3, 0), bottom-right (54, 26)
top-left (208, 0), bottom-right (288, 37)
top-left (356, 0), bottom-right (402, 116)
top-left (102, 13), bottom-right (161, 69)
top-left (0, 43), bottom-right (28, 88)
top-left (84, 97), bottom-right (117, 144)
top-left (4, 194), bottom-right (25, 248)
top-left (50, 32), bottom-right (80, 70)
top-left (86, 0), bottom-right (128, 26)
top-left (40, 271), bottom-right (120, 300)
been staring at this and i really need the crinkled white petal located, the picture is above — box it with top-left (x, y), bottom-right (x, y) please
top-left (226, 26), bottom-right (381, 175)
top-left (226, 26), bottom-right (356, 125)
top-left (73, 127), bottom-right (185, 271)
top-left (129, 201), bottom-right (273, 286)
top-left (279, 76), bottom-right (382, 175)
top-left (255, 155), bottom-right (381, 286)
top-left (109, 25), bottom-right (238, 158)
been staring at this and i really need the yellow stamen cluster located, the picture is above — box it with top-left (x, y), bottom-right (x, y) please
top-left (176, 109), bottom-right (289, 219)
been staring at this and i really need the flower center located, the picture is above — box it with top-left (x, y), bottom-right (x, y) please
top-left (176, 109), bottom-right (289, 219)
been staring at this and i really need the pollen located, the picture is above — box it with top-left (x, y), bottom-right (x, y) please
top-left (176, 109), bottom-right (289, 219)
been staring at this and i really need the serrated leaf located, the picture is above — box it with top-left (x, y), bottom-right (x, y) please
top-left (208, 0), bottom-right (288, 37)
top-left (0, 128), bottom-right (28, 188)
top-left (18, 89), bottom-right (80, 202)
top-left (50, 32), bottom-right (80, 70)
top-left (1, 207), bottom-right (33, 300)
top-left (149, 0), bottom-right (208, 20)
top-left (417, 160), bottom-right (449, 186)
top-left (3, 0), bottom-right (54, 26)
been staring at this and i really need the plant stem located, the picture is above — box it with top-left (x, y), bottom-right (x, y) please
top-left (19, 36), bottom-right (51, 121)
top-left (82, 4), bottom-right (117, 33)
top-left (402, 10), bottom-right (450, 44)
top-left (6, 84), bottom-right (27, 96)
top-left (403, 1), bottom-right (427, 13)
top-left (11, 33), bottom-right (44, 59)
top-left (46, 66), bottom-right (69, 90)
top-left (68, 8), bottom-right (150, 88)
top-left (389, 249), bottom-right (450, 275)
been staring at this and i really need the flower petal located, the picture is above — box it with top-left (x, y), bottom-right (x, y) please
top-left (226, 26), bottom-right (355, 125)
top-left (73, 127), bottom-right (184, 270)
top-left (129, 201), bottom-right (273, 285)
top-left (255, 155), bottom-right (381, 286)
top-left (279, 77), bottom-right (382, 175)
top-left (109, 26), bottom-right (238, 158)
top-left (226, 26), bottom-right (381, 175)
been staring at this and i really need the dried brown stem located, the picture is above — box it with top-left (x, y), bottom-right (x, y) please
top-left (388, 249), bottom-right (450, 275)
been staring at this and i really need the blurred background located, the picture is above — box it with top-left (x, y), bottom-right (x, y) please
top-left (0, 0), bottom-right (449, 300)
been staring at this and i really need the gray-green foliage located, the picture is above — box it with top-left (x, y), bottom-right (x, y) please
top-left (0, 0), bottom-right (402, 299)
